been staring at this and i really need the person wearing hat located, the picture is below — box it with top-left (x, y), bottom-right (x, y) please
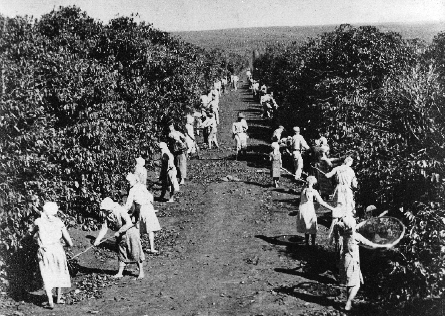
top-left (167, 122), bottom-right (188, 185)
top-left (291, 126), bottom-right (310, 180)
top-left (134, 156), bottom-right (147, 186)
top-left (94, 197), bottom-right (145, 279)
top-left (158, 142), bottom-right (180, 202)
top-left (124, 173), bottom-right (161, 253)
top-left (30, 202), bottom-right (73, 308)
top-left (232, 112), bottom-right (248, 159)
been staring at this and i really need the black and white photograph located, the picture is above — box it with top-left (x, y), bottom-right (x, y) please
top-left (0, 0), bottom-right (444, 315)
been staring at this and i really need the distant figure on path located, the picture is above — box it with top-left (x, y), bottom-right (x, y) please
top-left (269, 142), bottom-right (282, 188)
top-left (272, 125), bottom-right (285, 142)
top-left (158, 142), bottom-right (180, 202)
top-left (291, 126), bottom-right (310, 180)
top-left (201, 112), bottom-right (219, 149)
top-left (232, 112), bottom-right (249, 159)
top-left (168, 123), bottom-right (187, 185)
top-left (134, 156), bottom-right (147, 186)
top-left (246, 68), bottom-right (252, 80)
top-left (231, 75), bottom-right (239, 90)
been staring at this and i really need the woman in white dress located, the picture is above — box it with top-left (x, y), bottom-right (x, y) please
top-left (30, 202), bottom-right (73, 309)
top-left (125, 173), bottom-right (161, 253)
top-left (297, 176), bottom-right (335, 246)
top-left (134, 156), bottom-right (147, 186)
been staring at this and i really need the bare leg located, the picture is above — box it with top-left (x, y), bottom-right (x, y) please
top-left (113, 262), bottom-right (125, 278)
top-left (148, 231), bottom-right (158, 253)
top-left (137, 261), bottom-right (144, 279)
top-left (345, 284), bottom-right (360, 310)
top-left (56, 287), bottom-right (63, 304)
top-left (44, 284), bottom-right (54, 308)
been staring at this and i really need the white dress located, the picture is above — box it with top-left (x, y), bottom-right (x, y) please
top-left (35, 215), bottom-right (71, 288)
top-left (125, 183), bottom-right (161, 233)
top-left (296, 188), bottom-right (320, 234)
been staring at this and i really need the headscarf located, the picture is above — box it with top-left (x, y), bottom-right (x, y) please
top-left (100, 197), bottom-right (117, 211)
top-left (186, 114), bottom-right (194, 124)
top-left (43, 201), bottom-right (58, 216)
top-left (126, 173), bottom-right (138, 186)
top-left (305, 176), bottom-right (317, 199)
top-left (135, 156), bottom-right (145, 166)
top-left (159, 142), bottom-right (169, 152)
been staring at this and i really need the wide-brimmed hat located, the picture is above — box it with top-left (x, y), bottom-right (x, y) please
top-left (135, 157), bottom-right (145, 166)
top-left (293, 126), bottom-right (300, 132)
top-left (43, 201), bottom-right (58, 216)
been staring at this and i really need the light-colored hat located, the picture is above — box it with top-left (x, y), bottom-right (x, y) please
top-left (126, 173), bottom-right (138, 183)
top-left (293, 126), bottom-right (300, 132)
top-left (43, 201), bottom-right (58, 216)
top-left (100, 197), bottom-right (117, 211)
top-left (238, 112), bottom-right (245, 118)
top-left (135, 157), bottom-right (145, 166)
top-left (366, 205), bottom-right (377, 213)
top-left (159, 142), bottom-right (169, 150)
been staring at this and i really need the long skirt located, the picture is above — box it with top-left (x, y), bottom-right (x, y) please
top-left (117, 226), bottom-right (145, 264)
top-left (174, 153), bottom-right (187, 179)
top-left (37, 243), bottom-right (71, 288)
top-left (333, 184), bottom-right (355, 215)
top-left (139, 204), bottom-right (161, 233)
top-left (296, 202), bottom-right (317, 234)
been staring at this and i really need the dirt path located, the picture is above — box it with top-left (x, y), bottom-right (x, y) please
top-left (5, 79), bottom-right (347, 316)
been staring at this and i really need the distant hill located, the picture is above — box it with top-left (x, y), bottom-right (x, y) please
top-left (173, 22), bottom-right (445, 55)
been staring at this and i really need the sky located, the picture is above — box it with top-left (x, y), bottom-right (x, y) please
top-left (0, 0), bottom-right (444, 32)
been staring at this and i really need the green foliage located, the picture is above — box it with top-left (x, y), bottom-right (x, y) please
top-left (0, 6), bottom-right (246, 293)
top-left (254, 24), bottom-right (445, 305)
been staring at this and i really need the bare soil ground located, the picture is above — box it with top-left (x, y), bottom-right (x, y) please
top-left (1, 79), bottom-right (371, 316)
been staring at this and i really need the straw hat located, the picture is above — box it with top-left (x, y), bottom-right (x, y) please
top-left (293, 126), bottom-right (300, 132)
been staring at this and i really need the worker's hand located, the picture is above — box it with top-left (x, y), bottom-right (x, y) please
top-left (114, 231), bottom-right (121, 238)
